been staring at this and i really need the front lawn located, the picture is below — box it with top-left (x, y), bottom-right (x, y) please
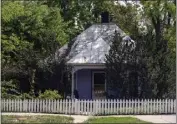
top-left (2, 115), bottom-right (73, 123)
top-left (84, 117), bottom-right (151, 123)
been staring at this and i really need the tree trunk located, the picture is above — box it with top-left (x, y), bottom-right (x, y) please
top-left (30, 69), bottom-right (36, 95)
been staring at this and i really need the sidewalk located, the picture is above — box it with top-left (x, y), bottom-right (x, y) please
top-left (134, 115), bottom-right (176, 123)
top-left (2, 113), bottom-right (176, 123)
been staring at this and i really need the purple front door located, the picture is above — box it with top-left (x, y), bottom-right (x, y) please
top-left (77, 69), bottom-right (92, 99)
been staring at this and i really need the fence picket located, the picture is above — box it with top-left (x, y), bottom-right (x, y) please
top-left (22, 99), bottom-right (24, 112)
top-left (171, 99), bottom-right (173, 113)
top-left (82, 99), bottom-right (84, 114)
top-left (159, 99), bottom-right (161, 114)
top-left (111, 99), bottom-right (113, 114)
top-left (84, 99), bottom-right (87, 114)
top-left (59, 99), bottom-right (62, 113)
top-left (27, 99), bottom-right (31, 112)
top-left (156, 99), bottom-right (158, 114)
top-left (61, 99), bottom-right (63, 113)
top-left (104, 99), bottom-right (106, 115)
top-left (131, 99), bottom-right (133, 114)
top-left (74, 99), bottom-right (77, 114)
top-left (121, 99), bottom-right (124, 114)
top-left (13, 99), bottom-right (15, 112)
top-left (134, 99), bottom-right (136, 114)
top-left (9, 99), bottom-right (11, 112)
top-left (119, 99), bottom-right (122, 114)
top-left (37, 99), bottom-right (39, 112)
top-left (167, 99), bottom-right (170, 113)
top-left (165, 99), bottom-right (167, 114)
top-left (172, 99), bottom-right (174, 113)
top-left (87, 100), bottom-right (90, 115)
top-left (7, 99), bottom-right (9, 112)
top-left (37, 99), bottom-right (39, 113)
top-left (78, 99), bottom-right (81, 114)
top-left (16, 99), bottom-right (18, 112)
top-left (116, 99), bottom-right (118, 114)
top-left (147, 99), bottom-right (149, 114)
top-left (10, 99), bottom-right (12, 112)
top-left (10, 99), bottom-right (13, 112)
top-left (80, 100), bottom-right (83, 114)
top-left (4, 99), bottom-right (6, 112)
top-left (174, 99), bottom-right (176, 113)
top-left (65, 99), bottom-right (68, 114)
top-left (108, 99), bottom-right (110, 115)
top-left (91, 100), bottom-right (93, 115)
top-left (129, 99), bottom-right (131, 114)
top-left (17, 99), bottom-right (19, 112)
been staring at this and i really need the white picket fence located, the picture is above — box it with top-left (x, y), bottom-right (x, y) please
top-left (1, 99), bottom-right (176, 115)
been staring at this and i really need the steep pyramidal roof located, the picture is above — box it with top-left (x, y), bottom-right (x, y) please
top-left (65, 23), bottom-right (134, 65)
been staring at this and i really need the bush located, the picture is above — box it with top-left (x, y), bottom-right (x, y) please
top-left (19, 93), bottom-right (33, 99)
top-left (1, 80), bottom-right (21, 99)
top-left (38, 90), bottom-right (62, 99)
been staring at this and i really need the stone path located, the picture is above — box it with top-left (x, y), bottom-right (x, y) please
top-left (2, 113), bottom-right (176, 123)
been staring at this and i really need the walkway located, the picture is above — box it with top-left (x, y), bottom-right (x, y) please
top-left (2, 113), bottom-right (176, 123)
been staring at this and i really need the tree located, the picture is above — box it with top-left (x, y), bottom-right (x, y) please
top-left (2, 1), bottom-right (68, 96)
top-left (105, 31), bottom-right (140, 99)
top-left (140, 0), bottom-right (176, 98)
top-left (106, 0), bottom-right (175, 99)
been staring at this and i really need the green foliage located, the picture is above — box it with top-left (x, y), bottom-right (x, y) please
top-left (2, 0), bottom-right (175, 99)
top-left (2, 1), bottom-right (69, 96)
top-left (84, 117), bottom-right (150, 123)
top-left (105, 32), bottom-right (141, 99)
top-left (1, 80), bottom-right (21, 99)
top-left (38, 90), bottom-right (62, 99)
top-left (19, 93), bottom-right (33, 99)
top-left (140, 0), bottom-right (176, 98)
top-left (109, 2), bottom-right (140, 35)
top-left (106, 0), bottom-right (175, 99)
top-left (2, 115), bottom-right (74, 123)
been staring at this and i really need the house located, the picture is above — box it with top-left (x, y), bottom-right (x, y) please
top-left (61, 12), bottom-right (135, 99)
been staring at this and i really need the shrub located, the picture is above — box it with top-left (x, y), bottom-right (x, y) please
top-left (1, 80), bottom-right (21, 99)
top-left (38, 90), bottom-right (62, 99)
top-left (19, 93), bottom-right (33, 99)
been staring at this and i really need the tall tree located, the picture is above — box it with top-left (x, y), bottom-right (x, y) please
top-left (105, 32), bottom-right (140, 99)
top-left (140, 0), bottom-right (176, 98)
top-left (2, 1), bottom-right (68, 96)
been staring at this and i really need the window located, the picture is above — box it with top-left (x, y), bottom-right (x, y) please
top-left (93, 72), bottom-right (106, 98)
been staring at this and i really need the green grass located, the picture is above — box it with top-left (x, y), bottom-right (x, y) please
top-left (84, 117), bottom-right (151, 123)
top-left (2, 115), bottom-right (74, 123)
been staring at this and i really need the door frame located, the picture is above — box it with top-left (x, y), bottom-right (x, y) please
top-left (92, 71), bottom-right (106, 99)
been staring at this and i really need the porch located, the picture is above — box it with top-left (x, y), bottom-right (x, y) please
top-left (71, 64), bottom-right (107, 99)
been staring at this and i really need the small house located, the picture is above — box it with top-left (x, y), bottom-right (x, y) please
top-left (61, 12), bottom-right (134, 99)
